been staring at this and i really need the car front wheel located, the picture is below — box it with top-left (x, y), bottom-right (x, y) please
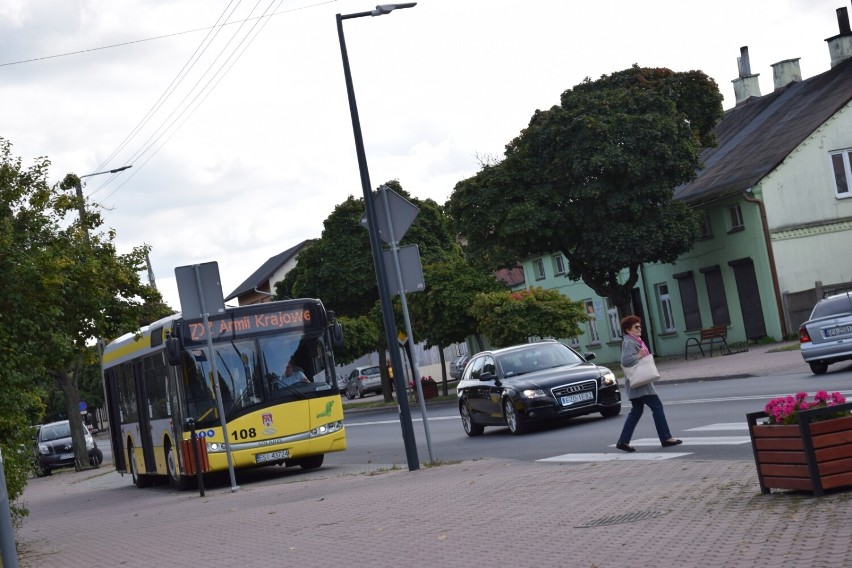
top-left (460, 401), bottom-right (484, 437)
top-left (601, 404), bottom-right (621, 418)
top-left (503, 399), bottom-right (527, 435)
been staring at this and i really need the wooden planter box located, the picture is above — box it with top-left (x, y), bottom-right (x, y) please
top-left (747, 401), bottom-right (852, 496)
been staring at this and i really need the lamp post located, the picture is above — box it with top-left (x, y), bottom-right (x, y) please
top-left (74, 165), bottom-right (133, 239)
top-left (336, 3), bottom-right (420, 471)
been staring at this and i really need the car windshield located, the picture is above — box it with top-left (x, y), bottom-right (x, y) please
top-left (40, 423), bottom-right (71, 441)
top-left (812, 294), bottom-right (852, 319)
top-left (497, 343), bottom-right (584, 377)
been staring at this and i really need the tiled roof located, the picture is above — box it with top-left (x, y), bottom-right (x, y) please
top-left (674, 57), bottom-right (852, 205)
top-left (224, 239), bottom-right (314, 301)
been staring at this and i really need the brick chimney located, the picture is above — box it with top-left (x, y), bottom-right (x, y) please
top-left (771, 58), bottom-right (802, 90)
top-left (826, 6), bottom-right (852, 67)
top-left (732, 46), bottom-right (761, 104)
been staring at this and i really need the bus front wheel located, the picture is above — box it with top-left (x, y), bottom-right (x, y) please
top-left (297, 454), bottom-right (324, 470)
top-left (166, 442), bottom-right (188, 491)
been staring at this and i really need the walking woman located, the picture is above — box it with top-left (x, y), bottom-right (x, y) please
top-left (615, 315), bottom-right (682, 452)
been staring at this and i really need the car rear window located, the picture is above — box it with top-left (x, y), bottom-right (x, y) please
top-left (363, 366), bottom-right (380, 376)
top-left (812, 295), bottom-right (852, 319)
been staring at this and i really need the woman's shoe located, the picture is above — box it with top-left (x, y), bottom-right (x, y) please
top-left (661, 438), bottom-right (683, 447)
top-left (616, 442), bottom-right (636, 453)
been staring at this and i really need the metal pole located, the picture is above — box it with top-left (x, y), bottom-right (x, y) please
top-left (337, 11), bottom-right (419, 471)
top-left (379, 185), bottom-right (435, 461)
top-left (0, 449), bottom-right (19, 568)
top-left (193, 266), bottom-right (239, 492)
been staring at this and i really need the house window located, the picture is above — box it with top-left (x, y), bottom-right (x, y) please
top-left (656, 283), bottom-right (676, 333)
top-left (699, 211), bottom-right (713, 239)
top-left (552, 254), bottom-right (566, 276)
top-left (674, 271), bottom-right (702, 331)
top-left (569, 336), bottom-right (580, 348)
top-left (584, 300), bottom-right (600, 344)
top-left (728, 204), bottom-right (744, 232)
top-left (701, 266), bottom-right (731, 325)
top-left (830, 149), bottom-right (852, 198)
top-left (605, 298), bottom-right (622, 340)
top-left (533, 259), bottom-right (545, 280)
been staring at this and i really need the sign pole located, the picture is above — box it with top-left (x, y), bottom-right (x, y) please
top-left (192, 265), bottom-right (239, 493)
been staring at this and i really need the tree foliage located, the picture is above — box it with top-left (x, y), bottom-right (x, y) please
top-left (0, 138), bottom-right (170, 521)
top-left (470, 287), bottom-right (588, 348)
top-left (447, 66), bottom-right (724, 315)
top-left (406, 258), bottom-right (506, 350)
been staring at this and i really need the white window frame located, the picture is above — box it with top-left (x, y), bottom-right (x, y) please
top-left (533, 259), bottom-right (545, 280)
top-left (699, 211), bottom-right (713, 239)
top-left (584, 299), bottom-right (600, 344)
top-left (656, 283), bottom-right (676, 333)
top-left (830, 149), bottom-right (852, 198)
top-left (728, 203), bottom-right (744, 231)
top-left (605, 298), bottom-right (622, 340)
top-left (552, 254), bottom-right (566, 276)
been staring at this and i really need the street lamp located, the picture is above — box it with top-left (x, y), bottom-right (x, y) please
top-left (336, 3), bottom-right (420, 471)
top-left (74, 165), bottom-right (133, 238)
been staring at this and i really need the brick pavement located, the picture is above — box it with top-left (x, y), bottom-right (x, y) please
top-left (16, 340), bottom-right (852, 568)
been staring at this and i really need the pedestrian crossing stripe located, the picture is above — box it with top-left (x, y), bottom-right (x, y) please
top-left (686, 423), bottom-right (748, 432)
top-left (539, 453), bottom-right (691, 462)
top-left (628, 436), bottom-right (752, 446)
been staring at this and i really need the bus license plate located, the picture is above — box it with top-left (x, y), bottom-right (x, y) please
top-left (255, 450), bottom-right (289, 464)
top-left (561, 392), bottom-right (594, 406)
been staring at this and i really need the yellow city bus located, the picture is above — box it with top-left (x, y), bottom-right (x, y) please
top-left (100, 299), bottom-right (346, 489)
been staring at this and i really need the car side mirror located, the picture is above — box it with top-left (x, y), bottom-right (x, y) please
top-left (479, 371), bottom-right (496, 381)
top-left (583, 352), bottom-right (596, 362)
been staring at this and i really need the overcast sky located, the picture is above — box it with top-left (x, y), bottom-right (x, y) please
top-left (0, 0), bottom-right (844, 311)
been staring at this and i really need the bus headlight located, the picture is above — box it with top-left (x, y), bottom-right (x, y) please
top-left (311, 420), bottom-right (343, 437)
top-left (208, 442), bottom-right (229, 453)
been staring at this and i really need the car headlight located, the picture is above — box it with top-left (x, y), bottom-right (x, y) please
top-left (521, 388), bottom-right (548, 399)
top-left (601, 371), bottom-right (617, 386)
top-left (38, 443), bottom-right (50, 455)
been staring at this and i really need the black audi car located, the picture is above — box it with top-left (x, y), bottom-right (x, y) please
top-left (457, 340), bottom-right (621, 436)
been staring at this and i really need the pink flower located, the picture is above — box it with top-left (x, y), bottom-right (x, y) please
top-left (765, 391), bottom-right (848, 425)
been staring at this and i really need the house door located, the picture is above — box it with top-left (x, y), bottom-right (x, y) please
top-left (729, 258), bottom-right (767, 340)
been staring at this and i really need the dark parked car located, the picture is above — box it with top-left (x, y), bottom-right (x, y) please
top-left (457, 340), bottom-right (621, 436)
top-left (33, 420), bottom-right (103, 477)
top-left (450, 354), bottom-right (470, 380)
top-left (799, 292), bottom-right (852, 374)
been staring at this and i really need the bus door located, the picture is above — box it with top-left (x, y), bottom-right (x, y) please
top-left (133, 360), bottom-right (157, 474)
top-left (103, 368), bottom-right (126, 471)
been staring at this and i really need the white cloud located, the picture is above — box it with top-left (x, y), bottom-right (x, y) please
top-left (0, 0), bottom-right (843, 310)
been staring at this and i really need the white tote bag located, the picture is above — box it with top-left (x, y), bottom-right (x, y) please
top-left (622, 354), bottom-right (661, 388)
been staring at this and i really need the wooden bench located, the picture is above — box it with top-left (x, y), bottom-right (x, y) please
top-left (684, 325), bottom-right (730, 360)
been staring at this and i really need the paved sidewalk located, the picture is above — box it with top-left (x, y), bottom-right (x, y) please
top-left (16, 340), bottom-right (852, 568)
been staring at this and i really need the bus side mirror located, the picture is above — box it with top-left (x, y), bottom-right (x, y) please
top-left (331, 322), bottom-right (344, 351)
top-left (166, 335), bottom-right (182, 366)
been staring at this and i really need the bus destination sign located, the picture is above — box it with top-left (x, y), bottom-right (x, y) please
top-left (183, 307), bottom-right (314, 344)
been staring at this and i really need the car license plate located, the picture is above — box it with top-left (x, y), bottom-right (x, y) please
top-left (561, 392), bottom-right (594, 406)
top-left (59, 453), bottom-right (74, 460)
top-left (825, 325), bottom-right (852, 338)
top-left (255, 450), bottom-right (289, 464)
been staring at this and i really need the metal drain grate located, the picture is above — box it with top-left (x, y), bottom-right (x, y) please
top-left (574, 510), bottom-right (669, 528)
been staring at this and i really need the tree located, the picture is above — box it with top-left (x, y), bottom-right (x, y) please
top-left (447, 66), bottom-right (724, 316)
top-left (275, 181), bottom-right (463, 400)
top-left (0, 138), bottom-right (169, 521)
top-left (470, 287), bottom-right (588, 348)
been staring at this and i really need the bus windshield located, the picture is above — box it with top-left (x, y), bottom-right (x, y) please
top-left (182, 333), bottom-right (335, 426)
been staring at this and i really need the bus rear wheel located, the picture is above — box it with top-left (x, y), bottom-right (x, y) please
top-left (166, 442), bottom-right (188, 491)
top-left (129, 441), bottom-right (153, 488)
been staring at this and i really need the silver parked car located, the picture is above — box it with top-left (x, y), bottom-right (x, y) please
top-left (799, 292), bottom-right (852, 375)
top-left (345, 365), bottom-right (383, 399)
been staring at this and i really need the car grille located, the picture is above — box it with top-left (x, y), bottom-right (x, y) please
top-left (550, 379), bottom-right (598, 403)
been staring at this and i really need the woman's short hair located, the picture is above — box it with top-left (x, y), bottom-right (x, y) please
top-left (620, 315), bottom-right (641, 334)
